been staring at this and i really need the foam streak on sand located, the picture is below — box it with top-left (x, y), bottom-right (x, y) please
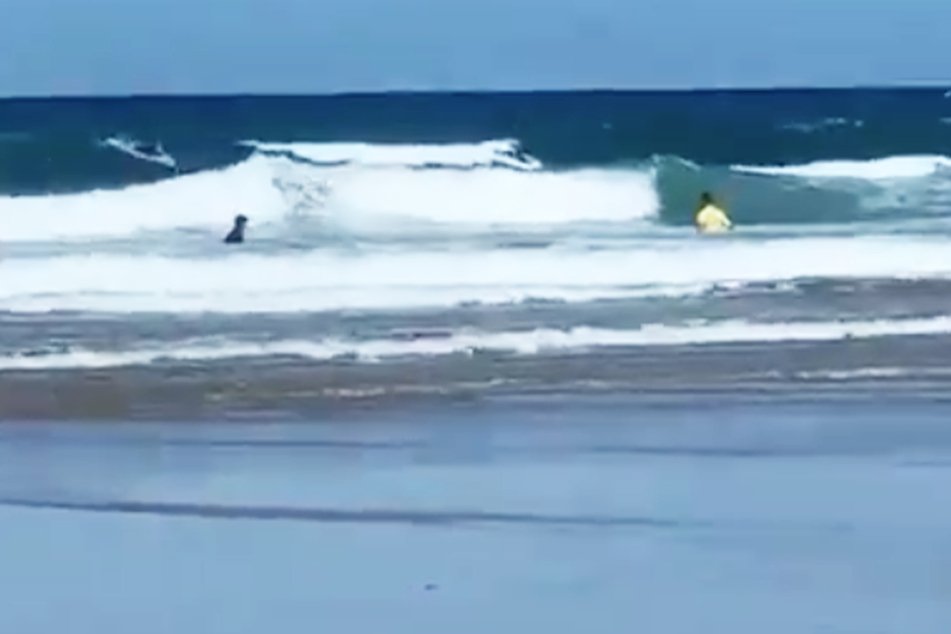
top-left (6, 316), bottom-right (951, 370)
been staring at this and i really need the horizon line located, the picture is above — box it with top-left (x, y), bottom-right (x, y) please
top-left (1, 82), bottom-right (950, 101)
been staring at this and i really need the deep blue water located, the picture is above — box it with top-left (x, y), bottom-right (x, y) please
top-left (3, 88), bottom-right (951, 195)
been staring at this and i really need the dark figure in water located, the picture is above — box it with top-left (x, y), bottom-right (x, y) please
top-left (224, 214), bottom-right (248, 244)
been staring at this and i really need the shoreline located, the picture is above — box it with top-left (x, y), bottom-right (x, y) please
top-left (4, 335), bottom-right (951, 420)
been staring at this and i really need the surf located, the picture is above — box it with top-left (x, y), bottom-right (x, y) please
top-left (3, 235), bottom-right (951, 313)
top-left (653, 153), bottom-right (951, 226)
top-left (0, 141), bottom-right (660, 243)
top-left (4, 133), bottom-right (951, 244)
top-left (100, 136), bottom-right (178, 170)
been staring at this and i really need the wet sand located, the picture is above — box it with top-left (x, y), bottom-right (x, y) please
top-left (0, 397), bottom-right (949, 633)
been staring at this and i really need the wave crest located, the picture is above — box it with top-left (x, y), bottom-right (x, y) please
top-left (242, 138), bottom-right (543, 170)
top-left (2, 137), bottom-right (951, 245)
top-left (654, 153), bottom-right (951, 226)
top-left (0, 141), bottom-right (658, 242)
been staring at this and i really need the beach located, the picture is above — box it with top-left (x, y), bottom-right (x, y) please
top-left (3, 89), bottom-right (951, 631)
top-left (2, 396), bottom-right (949, 633)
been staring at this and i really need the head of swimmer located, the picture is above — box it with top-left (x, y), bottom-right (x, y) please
top-left (698, 191), bottom-right (715, 208)
top-left (224, 214), bottom-right (248, 244)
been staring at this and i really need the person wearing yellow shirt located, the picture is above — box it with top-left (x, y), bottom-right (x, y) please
top-left (694, 191), bottom-right (732, 233)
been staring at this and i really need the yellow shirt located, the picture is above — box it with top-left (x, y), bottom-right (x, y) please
top-left (695, 205), bottom-right (732, 233)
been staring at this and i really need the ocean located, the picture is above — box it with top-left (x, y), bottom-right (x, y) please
top-left (4, 88), bottom-right (951, 417)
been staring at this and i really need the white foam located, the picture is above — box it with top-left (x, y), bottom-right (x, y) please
top-left (241, 138), bottom-right (543, 170)
top-left (2, 235), bottom-right (951, 313)
top-left (101, 136), bottom-right (177, 169)
top-left (0, 155), bottom-right (288, 241)
top-left (779, 118), bottom-right (864, 134)
top-left (794, 367), bottom-right (920, 380)
top-left (733, 155), bottom-right (951, 180)
top-left (310, 164), bottom-right (656, 225)
top-left (6, 316), bottom-right (951, 370)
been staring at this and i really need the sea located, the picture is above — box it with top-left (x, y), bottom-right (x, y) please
top-left (5, 88), bottom-right (951, 415)
top-left (2, 89), bottom-right (951, 632)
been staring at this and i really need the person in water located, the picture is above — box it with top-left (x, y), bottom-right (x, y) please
top-left (224, 214), bottom-right (248, 244)
top-left (694, 192), bottom-right (732, 233)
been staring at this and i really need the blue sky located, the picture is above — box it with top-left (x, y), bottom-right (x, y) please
top-left (0, 0), bottom-right (948, 95)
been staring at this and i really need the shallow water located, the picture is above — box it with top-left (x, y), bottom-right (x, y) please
top-left (1, 397), bottom-right (949, 633)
